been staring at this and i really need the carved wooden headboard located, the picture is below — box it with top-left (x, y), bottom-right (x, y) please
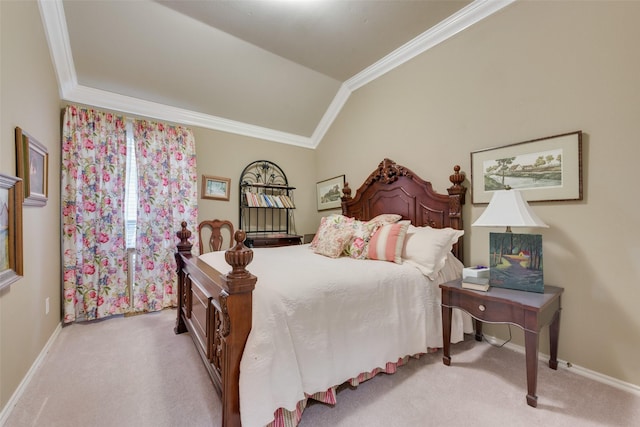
top-left (341, 158), bottom-right (467, 262)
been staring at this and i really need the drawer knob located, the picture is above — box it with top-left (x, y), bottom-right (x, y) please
top-left (479, 304), bottom-right (486, 312)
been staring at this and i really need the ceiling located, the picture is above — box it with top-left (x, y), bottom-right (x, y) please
top-left (39, 0), bottom-right (513, 148)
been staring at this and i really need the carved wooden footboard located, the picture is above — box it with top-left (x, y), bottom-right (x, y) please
top-left (175, 226), bottom-right (256, 427)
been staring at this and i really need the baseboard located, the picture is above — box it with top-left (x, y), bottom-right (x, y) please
top-left (482, 334), bottom-right (640, 397)
top-left (0, 322), bottom-right (62, 426)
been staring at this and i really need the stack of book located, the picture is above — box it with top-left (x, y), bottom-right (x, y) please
top-left (461, 275), bottom-right (490, 292)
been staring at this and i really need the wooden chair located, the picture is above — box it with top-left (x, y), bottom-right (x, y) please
top-left (198, 219), bottom-right (235, 253)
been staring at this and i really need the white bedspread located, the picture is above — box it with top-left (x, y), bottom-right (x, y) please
top-left (199, 245), bottom-right (472, 427)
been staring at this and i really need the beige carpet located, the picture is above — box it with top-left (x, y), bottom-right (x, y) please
top-left (4, 309), bottom-right (639, 427)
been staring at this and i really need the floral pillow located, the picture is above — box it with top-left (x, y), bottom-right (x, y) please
top-left (313, 225), bottom-right (355, 258)
top-left (343, 219), bottom-right (380, 259)
top-left (310, 214), bottom-right (354, 249)
top-left (366, 220), bottom-right (411, 264)
top-left (342, 214), bottom-right (402, 259)
top-left (401, 225), bottom-right (464, 279)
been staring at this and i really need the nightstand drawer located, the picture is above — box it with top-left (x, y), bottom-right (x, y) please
top-left (447, 291), bottom-right (525, 324)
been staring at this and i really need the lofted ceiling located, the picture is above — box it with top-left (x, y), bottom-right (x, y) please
top-left (39, 0), bottom-right (513, 148)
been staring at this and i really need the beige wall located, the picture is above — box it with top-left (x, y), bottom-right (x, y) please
top-left (193, 128), bottom-right (317, 243)
top-left (0, 0), bottom-right (62, 410)
top-left (317, 1), bottom-right (640, 386)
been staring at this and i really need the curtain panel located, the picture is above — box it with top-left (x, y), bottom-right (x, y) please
top-left (61, 106), bottom-right (129, 323)
top-left (133, 120), bottom-right (198, 312)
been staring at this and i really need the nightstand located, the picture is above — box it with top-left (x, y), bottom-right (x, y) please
top-left (440, 280), bottom-right (563, 407)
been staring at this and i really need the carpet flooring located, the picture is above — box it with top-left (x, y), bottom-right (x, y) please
top-left (4, 308), bottom-right (639, 427)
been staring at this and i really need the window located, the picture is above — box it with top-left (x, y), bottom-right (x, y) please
top-left (124, 120), bottom-right (138, 249)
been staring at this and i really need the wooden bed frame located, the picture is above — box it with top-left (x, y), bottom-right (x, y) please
top-left (174, 158), bottom-right (466, 427)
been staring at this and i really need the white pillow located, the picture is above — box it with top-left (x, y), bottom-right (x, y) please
top-left (401, 225), bottom-right (464, 279)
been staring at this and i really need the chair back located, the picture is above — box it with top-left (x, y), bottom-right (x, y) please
top-left (198, 219), bottom-right (235, 253)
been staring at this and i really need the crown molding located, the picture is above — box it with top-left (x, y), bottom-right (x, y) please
top-left (345, 0), bottom-right (516, 92)
top-left (66, 85), bottom-right (314, 148)
top-left (39, 0), bottom-right (514, 149)
top-left (38, 0), bottom-right (77, 96)
top-left (309, 83), bottom-right (352, 147)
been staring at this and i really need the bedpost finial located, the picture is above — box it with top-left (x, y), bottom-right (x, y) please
top-left (225, 230), bottom-right (254, 279)
top-left (449, 165), bottom-right (464, 186)
top-left (341, 182), bottom-right (352, 200)
top-left (447, 165), bottom-right (466, 205)
top-left (235, 230), bottom-right (246, 245)
top-left (176, 221), bottom-right (193, 253)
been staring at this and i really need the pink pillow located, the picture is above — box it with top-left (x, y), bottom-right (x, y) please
top-left (366, 220), bottom-right (410, 264)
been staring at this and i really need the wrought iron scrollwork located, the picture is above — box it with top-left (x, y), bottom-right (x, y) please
top-left (239, 160), bottom-right (288, 187)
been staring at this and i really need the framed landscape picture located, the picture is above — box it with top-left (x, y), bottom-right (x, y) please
top-left (471, 131), bottom-right (582, 204)
top-left (0, 173), bottom-right (23, 290)
top-left (202, 175), bottom-right (231, 201)
top-left (15, 127), bottom-right (48, 207)
top-left (316, 175), bottom-right (345, 211)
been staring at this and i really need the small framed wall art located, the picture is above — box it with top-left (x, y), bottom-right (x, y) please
top-left (471, 131), bottom-right (582, 204)
top-left (15, 127), bottom-right (49, 207)
top-left (316, 175), bottom-right (345, 211)
top-left (202, 175), bottom-right (231, 201)
top-left (0, 173), bottom-right (23, 290)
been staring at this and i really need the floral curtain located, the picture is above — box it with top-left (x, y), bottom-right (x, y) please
top-left (132, 120), bottom-right (198, 312)
top-left (61, 106), bottom-right (129, 323)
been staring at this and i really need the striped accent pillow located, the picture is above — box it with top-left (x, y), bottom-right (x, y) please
top-left (366, 220), bottom-right (410, 263)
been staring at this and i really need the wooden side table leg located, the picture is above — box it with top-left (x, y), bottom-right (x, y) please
top-left (474, 319), bottom-right (483, 341)
top-left (442, 305), bottom-right (452, 366)
top-left (548, 309), bottom-right (561, 370)
top-left (524, 330), bottom-right (539, 407)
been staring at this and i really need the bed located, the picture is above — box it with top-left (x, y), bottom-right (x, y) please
top-left (175, 159), bottom-right (469, 427)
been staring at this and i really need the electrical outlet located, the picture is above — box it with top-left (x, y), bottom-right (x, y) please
top-left (45, 297), bottom-right (50, 315)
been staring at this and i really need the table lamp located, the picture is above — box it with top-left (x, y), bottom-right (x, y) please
top-left (472, 188), bottom-right (548, 292)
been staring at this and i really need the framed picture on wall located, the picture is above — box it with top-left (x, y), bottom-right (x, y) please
top-left (15, 127), bottom-right (48, 207)
top-left (316, 175), bottom-right (345, 211)
top-left (471, 131), bottom-right (583, 204)
top-left (202, 175), bottom-right (231, 201)
top-left (0, 173), bottom-right (23, 290)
